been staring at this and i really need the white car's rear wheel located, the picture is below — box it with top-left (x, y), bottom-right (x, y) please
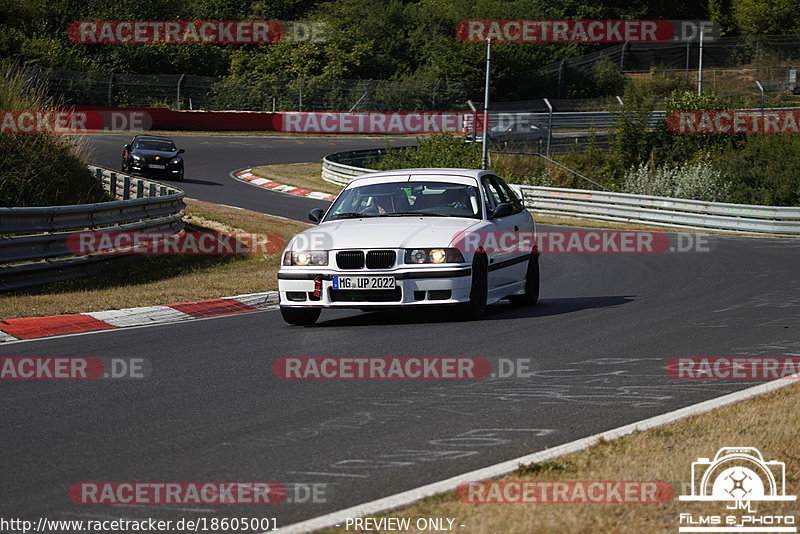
top-left (280, 306), bottom-right (321, 326)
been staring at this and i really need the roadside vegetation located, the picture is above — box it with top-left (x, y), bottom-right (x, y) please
top-left (366, 79), bottom-right (800, 206)
top-left (0, 67), bottom-right (109, 206)
top-left (3, 1), bottom-right (797, 105)
top-left (320, 380), bottom-right (800, 534)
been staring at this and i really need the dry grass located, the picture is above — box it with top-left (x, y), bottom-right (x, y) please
top-left (0, 199), bottom-right (309, 318)
top-left (249, 162), bottom-right (340, 194)
top-left (321, 381), bottom-right (800, 533)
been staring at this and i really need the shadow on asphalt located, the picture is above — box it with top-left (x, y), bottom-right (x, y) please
top-left (312, 295), bottom-right (634, 327)
top-left (177, 177), bottom-right (223, 186)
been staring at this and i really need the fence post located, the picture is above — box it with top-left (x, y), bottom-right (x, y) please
top-left (110, 173), bottom-right (118, 198)
top-left (299, 75), bottom-right (305, 111)
top-left (755, 36), bottom-right (760, 82)
top-left (108, 73), bottom-right (114, 106)
top-left (123, 175), bottom-right (130, 200)
top-left (685, 41), bottom-right (690, 84)
top-left (95, 168), bottom-right (105, 191)
top-left (149, 183), bottom-right (156, 197)
top-left (177, 74), bottom-right (185, 111)
top-left (543, 98), bottom-right (553, 156)
top-left (136, 179), bottom-right (144, 198)
top-left (619, 42), bottom-right (627, 71)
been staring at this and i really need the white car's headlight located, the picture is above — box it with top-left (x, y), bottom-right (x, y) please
top-left (404, 248), bottom-right (464, 264)
top-left (283, 250), bottom-right (328, 266)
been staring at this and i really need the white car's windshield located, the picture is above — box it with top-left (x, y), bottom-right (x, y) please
top-left (134, 138), bottom-right (177, 151)
top-left (326, 181), bottom-right (481, 220)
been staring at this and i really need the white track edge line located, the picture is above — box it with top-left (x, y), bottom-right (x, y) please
top-left (275, 376), bottom-right (800, 534)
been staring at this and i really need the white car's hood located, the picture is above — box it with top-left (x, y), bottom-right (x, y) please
top-left (290, 217), bottom-right (482, 250)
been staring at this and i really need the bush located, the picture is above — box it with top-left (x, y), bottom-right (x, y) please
top-left (0, 67), bottom-right (109, 207)
top-left (369, 133), bottom-right (481, 170)
top-left (713, 135), bottom-right (800, 206)
top-left (622, 158), bottom-right (731, 202)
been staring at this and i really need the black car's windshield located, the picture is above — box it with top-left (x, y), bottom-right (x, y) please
top-left (327, 181), bottom-right (481, 221)
top-left (134, 138), bottom-right (177, 152)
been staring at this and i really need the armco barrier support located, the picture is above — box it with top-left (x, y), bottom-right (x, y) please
top-left (321, 149), bottom-right (800, 235)
top-left (0, 166), bottom-right (185, 290)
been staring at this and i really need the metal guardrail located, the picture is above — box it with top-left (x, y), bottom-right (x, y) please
top-left (321, 149), bottom-right (800, 235)
top-left (322, 148), bottom-right (392, 186)
top-left (0, 166), bottom-right (185, 290)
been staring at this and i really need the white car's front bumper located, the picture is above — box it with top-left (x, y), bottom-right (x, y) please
top-left (278, 265), bottom-right (472, 308)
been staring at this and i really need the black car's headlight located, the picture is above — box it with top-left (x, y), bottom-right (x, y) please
top-left (132, 155), bottom-right (144, 162)
top-left (170, 157), bottom-right (182, 165)
top-left (282, 250), bottom-right (328, 266)
top-left (404, 248), bottom-right (464, 264)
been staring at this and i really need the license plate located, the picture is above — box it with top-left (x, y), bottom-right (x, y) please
top-left (333, 276), bottom-right (395, 290)
top-left (149, 164), bottom-right (166, 169)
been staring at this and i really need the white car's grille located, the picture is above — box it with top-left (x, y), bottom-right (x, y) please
top-left (335, 250), bottom-right (396, 270)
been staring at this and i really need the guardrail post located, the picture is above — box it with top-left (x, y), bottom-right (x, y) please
top-left (123, 176), bottom-right (130, 200)
top-left (95, 168), bottom-right (104, 190)
top-left (149, 183), bottom-right (156, 197)
top-left (160, 186), bottom-right (167, 196)
top-left (136, 179), bottom-right (144, 198)
top-left (110, 173), bottom-right (117, 198)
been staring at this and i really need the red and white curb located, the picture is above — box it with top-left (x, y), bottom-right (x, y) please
top-left (234, 168), bottom-right (338, 201)
top-left (0, 291), bottom-right (278, 343)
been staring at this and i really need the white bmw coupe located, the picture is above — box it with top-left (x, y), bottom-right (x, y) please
top-left (278, 168), bottom-right (539, 325)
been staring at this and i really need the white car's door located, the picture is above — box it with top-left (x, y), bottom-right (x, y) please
top-left (481, 175), bottom-right (532, 294)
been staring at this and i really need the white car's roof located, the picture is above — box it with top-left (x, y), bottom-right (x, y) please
top-left (348, 168), bottom-right (487, 186)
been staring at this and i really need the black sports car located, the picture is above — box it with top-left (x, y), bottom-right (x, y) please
top-left (121, 135), bottom-right (185, 181)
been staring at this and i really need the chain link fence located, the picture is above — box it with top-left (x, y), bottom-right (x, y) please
top-left (22, 66), bottom-right (470, 112)
top-left (537, 35), bottom-right (800, 98)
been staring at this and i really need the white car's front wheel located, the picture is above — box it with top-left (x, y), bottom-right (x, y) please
top-left (461, 254), bottom-right (488, 319)
top-left (280, 306), bottom-right (321, 326)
